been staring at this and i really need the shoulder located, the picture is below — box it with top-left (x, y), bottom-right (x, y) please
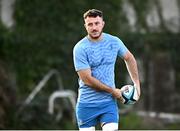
top-left (73, 37), bottom-right (88, 51)
top-left (103, 33), bottom-right (125, 48)
top-left (103, 33), bottom-right (122, 43)
top-left (73, 37), bottom-right (90, 57)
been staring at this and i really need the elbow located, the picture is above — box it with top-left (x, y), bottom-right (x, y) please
top-left (81, 75), bottom-right (93, 86)
top-left (77, 69), bottom-right (94, 87)
top-left (83, 80), bottom-right (91, 87)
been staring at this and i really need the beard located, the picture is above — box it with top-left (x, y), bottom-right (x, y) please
top-left (88, 30), bottom-right (103, 40)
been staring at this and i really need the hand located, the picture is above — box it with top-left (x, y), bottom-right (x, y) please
top-left (112, 88), bottom-right (124, 103)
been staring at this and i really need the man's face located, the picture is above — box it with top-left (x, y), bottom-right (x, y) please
top-left (84, 16), bottom-right (105, 40)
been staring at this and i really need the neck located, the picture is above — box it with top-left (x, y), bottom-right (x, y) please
top-left (87, 34), bottom-right (103, 42)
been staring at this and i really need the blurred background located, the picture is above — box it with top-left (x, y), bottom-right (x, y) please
top-left (0, 0), bottom-right (180, 129)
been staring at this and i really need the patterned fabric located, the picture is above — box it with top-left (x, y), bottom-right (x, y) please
top-left (73, 33), bottom-right (128, 105)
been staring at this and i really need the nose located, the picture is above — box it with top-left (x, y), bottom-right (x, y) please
top-left (92, 24), bottom-right (97, 30)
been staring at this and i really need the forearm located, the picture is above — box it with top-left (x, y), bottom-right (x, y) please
top-left (84, 76), bottom-right (123, 99)
top-left (77, 69), bottom-right (122, 99)
top-left (125, 54), bottom-right (141, 96)
top-left (83, 76), bottom-right (114, 93)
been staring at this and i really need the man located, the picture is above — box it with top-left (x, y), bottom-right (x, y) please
top-left (73, 9), bottom-right (141, 131)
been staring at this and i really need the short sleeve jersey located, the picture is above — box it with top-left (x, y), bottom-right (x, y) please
top-left (73, 33), bottom-right (128, 106)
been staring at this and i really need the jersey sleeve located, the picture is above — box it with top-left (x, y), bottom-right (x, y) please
top-left (116, 37), bottom-right (129, 57)
top-left (73, 45), bottom-right (90, 71)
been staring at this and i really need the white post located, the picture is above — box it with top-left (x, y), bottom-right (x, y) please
top-left (0, 0), bottom-right (15, 28)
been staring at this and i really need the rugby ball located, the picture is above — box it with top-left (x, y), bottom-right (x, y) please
top-left (120, 85), bottom-right (138, 105)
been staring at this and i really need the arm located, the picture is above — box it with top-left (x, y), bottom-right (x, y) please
top-left (123, 51), bottom-right (141, 98)
top-left (77, 69), bottom-right (123, 100)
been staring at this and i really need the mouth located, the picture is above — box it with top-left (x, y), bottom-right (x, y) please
top-left (91, 31), bottom-right (99, 35)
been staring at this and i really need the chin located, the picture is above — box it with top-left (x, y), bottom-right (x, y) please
top-left (90, 34), bottom-right (101, 40)
top-left (92, 36), bottom-right (100, 39)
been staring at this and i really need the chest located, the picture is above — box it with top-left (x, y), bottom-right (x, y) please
top-left (85, 43), bottom-right (118, 67)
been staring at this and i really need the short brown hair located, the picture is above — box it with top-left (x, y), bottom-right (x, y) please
top-left (83, 9), bottom-right (103, 19)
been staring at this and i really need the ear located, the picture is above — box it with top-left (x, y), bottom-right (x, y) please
top-left (102, 21), bottom-right (105, 27)
top-left (84, 23), bottom-right (88, 30)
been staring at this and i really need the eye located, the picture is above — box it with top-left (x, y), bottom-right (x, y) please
top-left (87, 23), bottom-right (93, 27)
top-left (95, 22), bottom-right (100, 26)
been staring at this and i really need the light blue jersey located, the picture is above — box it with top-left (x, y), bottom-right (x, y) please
top-left (73, 33), bottom-right (128, 107)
